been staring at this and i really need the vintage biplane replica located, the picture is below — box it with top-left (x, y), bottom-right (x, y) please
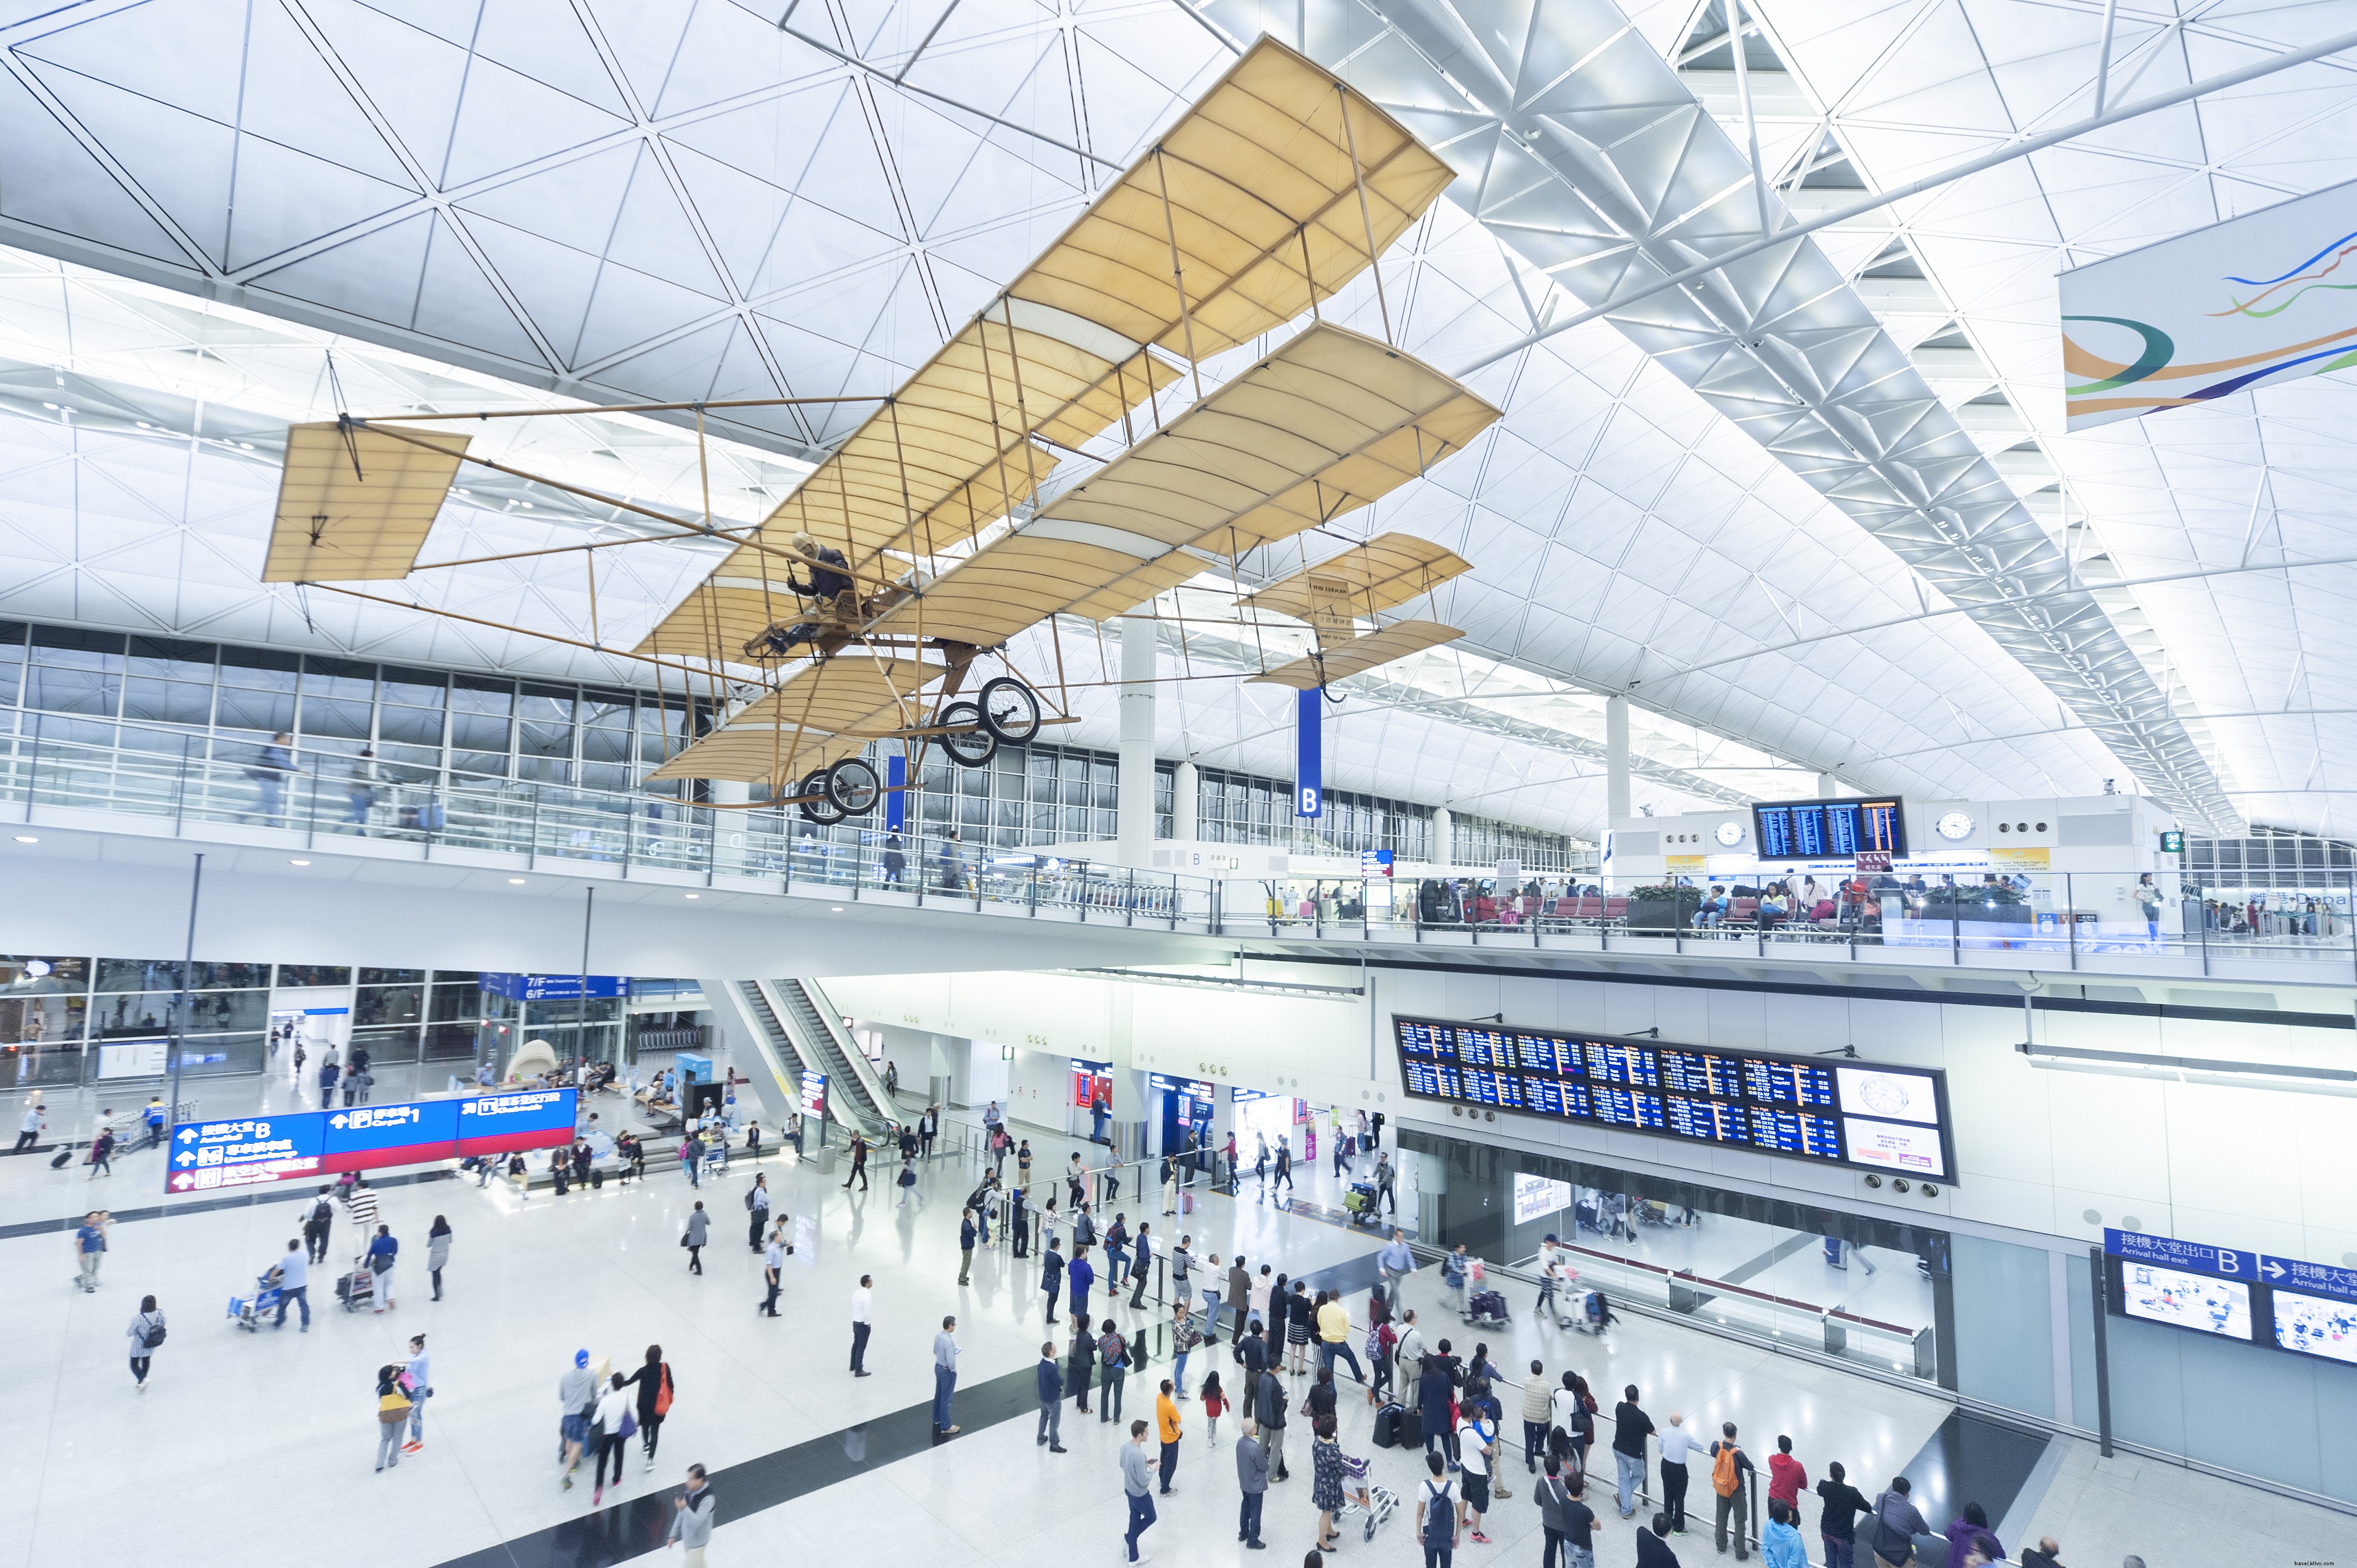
top-left (261, 38), bottom-right (1497, 822)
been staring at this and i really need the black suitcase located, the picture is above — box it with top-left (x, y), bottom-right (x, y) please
top-left (1373, 1403), bottom-right (1404, 1448)
top-left (1399, 1407), bottom-right (1423, 1447)
top-left (49, 1147), bottom-right (71, 1169)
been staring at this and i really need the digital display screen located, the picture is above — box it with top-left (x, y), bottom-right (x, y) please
top-left (2273, 1289), bottom-right (2357, 1364)
top-left (2118, 1261), bottom-right (2252, 1341)
top-left (1752, 796), bottom-right (1908, 862)
top-left (1391, 1016), bottom-right (1953, 1179)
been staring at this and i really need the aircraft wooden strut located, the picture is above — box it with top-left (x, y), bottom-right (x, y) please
top-left (260, 38), bottom-right (1499, 822)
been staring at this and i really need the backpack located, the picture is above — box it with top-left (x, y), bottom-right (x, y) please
top-left (1420, 1479), bottom-right (1455, 1547)
top-left (140, 1315), bottom-right (167, 1349)
top-left (1712, 1442), bottom-right (1743, 1498)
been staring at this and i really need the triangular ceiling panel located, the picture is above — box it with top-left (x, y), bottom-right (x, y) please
top-left (438, 55), bottom-right (631, 190)
top-left (662, 141), bottom-right (903, 302)
top-left (0, 63), bottom-right (194, 266)
top-left (224, 136), bottom-right (419, 272)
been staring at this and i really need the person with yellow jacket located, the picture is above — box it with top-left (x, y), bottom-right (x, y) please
top-left (1156, 1378), bottom-right (1183, 1494)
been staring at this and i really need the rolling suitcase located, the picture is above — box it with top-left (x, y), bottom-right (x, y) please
top-left (1372, 1402), bottom-right (1404, 1448)
top-left (1399, 1407), bottom-right (1423, 1447)
top-left (49, 1147), bottom-right (72, 1169)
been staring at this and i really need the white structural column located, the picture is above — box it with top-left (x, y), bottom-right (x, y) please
top-left (1816, 772), bottom-right (1841, 797)
top-left (1173, 760), bottom-right (1199, 842)
top-left (1116, 616), bottom-right (1157, 868)
top-left (1605, 696), bottom-right (1631, 822)
top-left (712, 780), bottom-right (749, 873)
top-left (1432, 806), bottom-right (1454, 868)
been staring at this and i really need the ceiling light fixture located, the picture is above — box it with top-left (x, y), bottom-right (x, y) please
top-left (508, 877), bottom-right (526, 885)
top-left (2017, 1040), bottom-right (2357, 1094)
top-left (12, 835), bottom-right (36, 843)
top-left (685, 893), bottom-right (699, 899)
top-left (289, 859), bottom-right (310, 866)
top-left (831, 906), bottom-right (843, 912)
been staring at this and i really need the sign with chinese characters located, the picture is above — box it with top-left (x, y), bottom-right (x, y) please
top-left (167, 1089), bottom-right (578, 1192)
top-left (797, 1070), bottom-right (827, 1122)
top-left (479, 973), bottom-right (627, 1001)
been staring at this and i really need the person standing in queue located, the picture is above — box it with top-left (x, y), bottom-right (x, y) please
top-left (758, 1221), bottom-right (786, 1317)
top-left (1417, 1451), bottom-right (1460, 1568)
top-left (931, 1315), bottom-right (961, 1436)
top-left (1037, 1340), bottom-right (1067, 1452)
top-left (1068, 1242), bottom-right (1097, 1337)
top-left (1070, 1312), bottom-right (1097, 1417)
top-left (1236, 1416), bottom-right (1269, 1549)
top-left (1120, 1419), bottom-right (1157, 1563)
top-left (747, 1172), bottom-right (771, 1251)
top-left (1156, 1377), bottom-right (1182, 1494)
top-left (1041, 1236), bottom-right (1066, 1324)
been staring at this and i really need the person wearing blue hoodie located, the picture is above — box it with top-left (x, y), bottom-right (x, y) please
top-left (1762, 1499), bottom-right (1808, 1568)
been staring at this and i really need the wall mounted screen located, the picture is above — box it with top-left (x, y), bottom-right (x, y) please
top-left (1392, 1015), bottom-right (1952, 1180)
top-left (1751, 797), bottom-right (1908, 862)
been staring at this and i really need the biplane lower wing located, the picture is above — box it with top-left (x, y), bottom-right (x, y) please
top-left (1247, 619), bottom-right (1464, 690)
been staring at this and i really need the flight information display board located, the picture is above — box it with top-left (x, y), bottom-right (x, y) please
top-left (1752, 796), bottom-right (1909, 862)
top-left (1393, 1016), bottom-right (1948, 1179)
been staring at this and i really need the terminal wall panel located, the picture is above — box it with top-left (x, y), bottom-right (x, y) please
top-left (1950, 1233), bottom-right (2054, 1418)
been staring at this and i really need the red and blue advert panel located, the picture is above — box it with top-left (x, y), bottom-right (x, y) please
top-left (456, 1089), bottom-right (578, 1157)
top-left (319, 1098), bottom-right (463, 1173)
top-left (168, 1113), bottom-right (325, 1194)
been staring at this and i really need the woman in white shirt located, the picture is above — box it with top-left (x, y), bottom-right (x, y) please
top-left (589, 1373), bottom-right (635, 1504)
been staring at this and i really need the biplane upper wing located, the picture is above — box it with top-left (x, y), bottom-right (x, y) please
top-left (856, 323), bottom-right (1500, 648)
top-left (1247, 619), bottom-right (1465, 689)
top-left (1241, 532), bottom-right (1471, 628)
top-left (263, 421), bottom-right (472, 582)
top-left (633, 35), bottom-right (1455, 665)
top-left (646, 654), bottom-right (940, 785)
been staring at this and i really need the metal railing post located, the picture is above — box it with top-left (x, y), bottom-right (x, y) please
top-left (305, 751), bottom-right (321, 848)
top-left (174, 734), bottom-right (190, 836)
top-left (2068, 872), bottom-right (2079, 971)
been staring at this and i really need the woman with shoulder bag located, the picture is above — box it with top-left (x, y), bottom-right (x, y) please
top-left (375, 1363), bottom-right (413, 1472)
top-left (1870, 1476), bottom-right (1930, 1567)
top-left (681, 1201), bottom-right (709, 1275)
top-left (127, 1294), bottom-right (165, 1390)
top-left (589, 1372), bottom-right (635, 1505)
top-left (625, 1343), bottom-right (676, 1472)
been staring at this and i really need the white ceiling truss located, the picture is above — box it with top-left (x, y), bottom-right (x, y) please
top-left (1181, 0), bottom-right (2260, 832)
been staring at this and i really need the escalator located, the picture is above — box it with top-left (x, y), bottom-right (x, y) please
top-left (754, 977), bottom-right (892, 1138)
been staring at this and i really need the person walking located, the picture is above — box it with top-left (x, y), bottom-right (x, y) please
top-left (681, 1201), bottom-right (709, 1274)
top-left (758, 1224), bottom-right (785, 1317)
top-left (842, 1131), bottom-right (869, 1192)
top-left (317, 1054), bottom-right (340, 1111)
top-left (1273, 1136), bottom-right (1293, 1194)
top-left (1041, 1236), bottom-right (1066, 1324)
top-left (1099, 1318), bottom-right (1132, 1423)
top-left (559, 1349), bottom-right (596, 1488)
top-left (1816, 1463), bottom-right (1871, 1568)
top-left (400, 1334), bottom-right (433, 1453)
top-left (959, 1207), bottom-right (977, 1286)
top-left (1710, 1422), bottom-right (1756, 1560)
top-left (1129, 1220), bottom-right (1154, 1309)
top-left (84, 1119), bottom-right (115, 1179)
top-left (625, 1344), bottom-right (675, 1472)
top-left (590, 1372), bottom-right (634, 1505)
top-left (367, 1222), bottom-right (399, 1312)
top-left (1378, 1228), bottom-right (1417, 1293)
top-left (13, 1100), bottom-right (44, 1153)
top-left (302, 1187), bottom-right (334, 1263)
top-left (896, 1156), bottom-right (918, 1207)
top-left (1612, 1385), bottom-right (1656, 1519)
top-left (746, 1172), bottom-right (771, 1251)
top-left (1121, 1420), bottom-right (1158, 1563)
top-left (1253, 1359), bottom-right (1290, 1483)
top-left (1236, 1416), bottom-right (1270, 1548)
top-left (932, 1315), bottom-right (961, 1436)
top-left (1417, 1451), bottom-right (1461, 1568)
top-left (1227, 1255), bottom-right (1253, 1345)
top-left (267, 1239), bottom-right (311, 1330)
top-left (1202, 1369), bottom-right (1229, 1444)
top-left (126, 1294), bottom-right (164, 1389)
top-left (1157, 1378), bottom-right (1183, 1493)
top-left (426, 1216), bottom-right (452, 1301)
top-left (667, 1464), bottom-right (716, 1566)
top-left (851, 1275), bottom-right (873, 1375)
top-left (375, 1363), bottom-right (414, 1472)
top-left (348, 1179), bottom-right (380, 1258)
top-left (1037, 1340), bottom-right (1067, 1452)
top-left (1659, 1412), bottom-right (1696, 1535)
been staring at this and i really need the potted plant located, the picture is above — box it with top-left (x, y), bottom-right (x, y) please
top-left (1625, 883), bottom-right (1701, 931)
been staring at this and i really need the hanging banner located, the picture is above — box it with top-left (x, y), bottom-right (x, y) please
top-left (886, 753), bottom-right (907, 832)
top-left (2063, 177), bottom-right (2357, 430)
top-left (1295, 685), bottom-right (1322, 818)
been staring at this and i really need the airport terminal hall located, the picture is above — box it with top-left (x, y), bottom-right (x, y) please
top-left (7, 2), bottom-right (2357, 1566)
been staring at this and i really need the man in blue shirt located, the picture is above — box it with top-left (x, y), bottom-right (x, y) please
top-left (367, 1223), bottom-right (398, 1312)
top-left (269, 1238), bottom-right (310, 1330)
top-left (1037, 1340), bottom-right (1066, 1452)
top-left (1378, 1229), bottom-right (1417, 1291)
top-left (1067, 1245), bottom-right (1096, 1335)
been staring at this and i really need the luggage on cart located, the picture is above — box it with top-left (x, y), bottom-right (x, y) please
top-left (1344, 1182), bottom-right (1382, 1226)
top-left (336, 1265), bottom-right (375, 1313)
top-left (1464, 1288), bottom-right (1510, 1327)
top-left (228, 1273), bottom-right (284, 1332)
top-left (1373, 1402), bottom-right (1405, 1448)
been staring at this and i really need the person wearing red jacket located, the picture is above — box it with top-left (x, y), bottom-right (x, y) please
top-left (1767, 1433), bottom-right (1808, 1510)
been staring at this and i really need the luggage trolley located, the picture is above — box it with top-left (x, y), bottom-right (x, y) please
top-left (336, 1261), bottom-right (376, 1313)
top-left (1342, 1180), bottom-right (1382, 1229)
top-left (227, 1272), bottom-right (284, 1332)
top-left (1336, 1453), bottom-right (1401, 1542)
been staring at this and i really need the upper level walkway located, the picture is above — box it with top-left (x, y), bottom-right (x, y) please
top-left (3, 722), bottom-right (2350, 993)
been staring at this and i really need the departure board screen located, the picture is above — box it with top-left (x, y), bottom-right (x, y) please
top-left (1752, 796), bottom-right (1910, 862)
top-left (1392, 1015), bottom-right (1954, 1180)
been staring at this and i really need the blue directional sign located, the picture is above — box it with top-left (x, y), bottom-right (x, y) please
top-left (455, 1089), bottom-right (579, 1156)
top-left (2105, 1227), bottom-right (2260, 1281)
top-left (325, 1098), bottom-right (461, 1162)
top-left (2262, 1254), bottom-right (2357, 1304)
top-left (169, 1114), bottom-right (325, 1193)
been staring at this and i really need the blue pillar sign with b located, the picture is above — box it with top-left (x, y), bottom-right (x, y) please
top-left (1295, 686), bottom-right (1322, 818)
